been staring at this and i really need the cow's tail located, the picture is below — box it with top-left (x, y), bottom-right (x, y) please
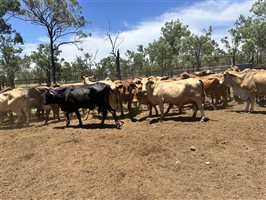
top-left (199, 79), bottom-right (216, 110)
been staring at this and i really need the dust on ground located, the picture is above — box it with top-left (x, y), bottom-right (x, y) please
top-left (0, 102), bottom-right (265, 199)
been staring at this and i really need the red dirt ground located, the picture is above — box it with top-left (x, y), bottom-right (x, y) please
top-left (0, 102), bottom-right (265, 199)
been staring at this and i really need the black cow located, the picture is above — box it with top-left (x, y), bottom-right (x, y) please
top-left (43, 82), bottom-right (122, 128)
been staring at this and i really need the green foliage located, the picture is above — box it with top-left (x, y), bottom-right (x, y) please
top-left (234, 0), bottom-right (266, 65)
top-left (0, 0), bottom-right (21, 34)
top-left (0, 0), bottom-right (23, 87)
top-left (21, 0), bottom-right (90, 83)
top-left (30, 44), bottom-right (61, 84)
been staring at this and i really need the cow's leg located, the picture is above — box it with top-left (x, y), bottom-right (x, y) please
top-left (250, 95), bottom-right (256, 112)
top-left (100, 108), bottom-right (108, 125)
top-left (164, 104), bottom-right (173, 115)
top-left (83, 109), bottom-right (90, 120)
top-left (244, 101), bottom-right (250, 112)
top-left (107, 106), bottom-right (122, 128)
top-left (127, 100), bottom-right (133, 116)
top-left (192, 102), bottom-right (198, 118)
top-left (24, 109), bottom-right (30, 126)
top-left (119, 96), bottom-right (124, 116)
top-left (53, 106), bottom-right (60, 121)
top-left (65, 112), bottom-right (70, 127)
top-left (154, 105), bottom-right (158, 115)
top-left (44, 109), bottom-right (51, 124)
top-left (194, 101), bottom-right (206, 122)
top-left (148, 104), bottom-right (153, 116)
top-left (159, 102), bottom-right (165, 120)
top-left (0, 113), bottom-right (3, 126)
top-left (74, 110), bottom-right (83, 126)
top-left (8, 112), bottom-right (14, 124)
top-left (211, 94), bottom-right (215, 104)
top-left (16, 111), bottom-right (23, 126)
top-left (148, 104), bottom-right (155, 116)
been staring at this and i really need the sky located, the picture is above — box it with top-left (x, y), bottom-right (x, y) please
top-left (9, 0), bottom-right (255, 63)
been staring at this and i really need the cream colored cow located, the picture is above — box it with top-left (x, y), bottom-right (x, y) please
top-left (143, 77), bottom-right (206, 122)
top-left (223, 69), bottom-right (266, 112)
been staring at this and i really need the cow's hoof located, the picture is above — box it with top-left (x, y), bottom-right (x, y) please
top-left (116, 121), bottom-right (124, 129)
top-left (200, 117), bottom-right (207, 122)
top-left (158, 116), bottom-right (164, 122)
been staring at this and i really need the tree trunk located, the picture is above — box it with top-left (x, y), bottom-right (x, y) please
top-left (196, 57), bottom-right (201, 71)
top-left (116, 49), bottom-right (121, 80)
top-left (46, 70), bottom-right (51, 86)
top-left (249, 53), bottom-right (254, 66)
top-left (8, 74), bottom-right (15, 88)
top-left (256, 51), bottom-right (259, 66)
top-left (232, 49), bottom-right (236, 66)
top-left (50, 38), bottom-right (56, 84)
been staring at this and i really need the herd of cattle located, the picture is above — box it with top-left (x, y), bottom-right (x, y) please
top-left (0, 66), bottom-right (265, 128)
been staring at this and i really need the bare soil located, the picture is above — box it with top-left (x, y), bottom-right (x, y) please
top-left (0, 102), bottom-right (265, 200)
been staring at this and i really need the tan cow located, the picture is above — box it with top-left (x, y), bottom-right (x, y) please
top-left (223, 69), bottom-right (266, 112)
top-left (143, 77), bottom-right (207, 122)
top-left (27, 87), bottom-right (60, 123)
top-left (133, 77), bottom-right (159, 116)
top-left (0, 89), bottom-right (30, 126)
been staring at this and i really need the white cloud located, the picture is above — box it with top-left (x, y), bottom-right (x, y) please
top-left (37, 36), bottom-right (50, 43)
top-left (22, 0), bottom-right (255, 63)
top-left (21, 43), bottom-right (38, 55)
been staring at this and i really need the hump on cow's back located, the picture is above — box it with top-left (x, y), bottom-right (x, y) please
top-left (89, 82), bottom-right (110, 92)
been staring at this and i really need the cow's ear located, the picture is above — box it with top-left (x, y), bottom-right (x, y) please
top-left (116, 84), bottom-right (123, 89)
top-left (148, 80), bottom-right (155, 85)
top-left (130, 82), bottom-right (136, 88)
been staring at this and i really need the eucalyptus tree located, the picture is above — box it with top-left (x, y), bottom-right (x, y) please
top-left (235, 0), bottom-right (266, 65)
top-left (93, 56), bottom-right (116, 80)
top-left (184, 26), bottom-right (214, 71)
top-left (146, 37), bottom-right (173, 76)
top-left (0, 0), bottom-right (23, 87)
top-left (71, 48), bottom-right (98, 77)
top-left (30, 44), bottom-right (61, 84)
top-left (161, 19), bottom-right (190, 68)
top-left (16, 55), bottom-right (32, 80)
top-left (0, 0), bottom-right (22, 36)
top-left (20, 0), bottom-right (90, 83)
top-left (126, 45), bottom-right (147, 77)
top-left (221, 28), bottom-right (241, 66)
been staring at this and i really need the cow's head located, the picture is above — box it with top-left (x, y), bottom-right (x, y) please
top-left (122, 80), bottom-right (136, 97)
top-left (224, 70), bottom-right (247, 88)
top-left (141, 76), bottom-right (158, 93)
top-left (43, 89), bottom-right (56, 105)
top-left (82, 75), bottom-right (94, 85)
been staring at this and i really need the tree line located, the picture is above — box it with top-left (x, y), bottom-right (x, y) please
top-left (0, 0), bottom-right (265, 88)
